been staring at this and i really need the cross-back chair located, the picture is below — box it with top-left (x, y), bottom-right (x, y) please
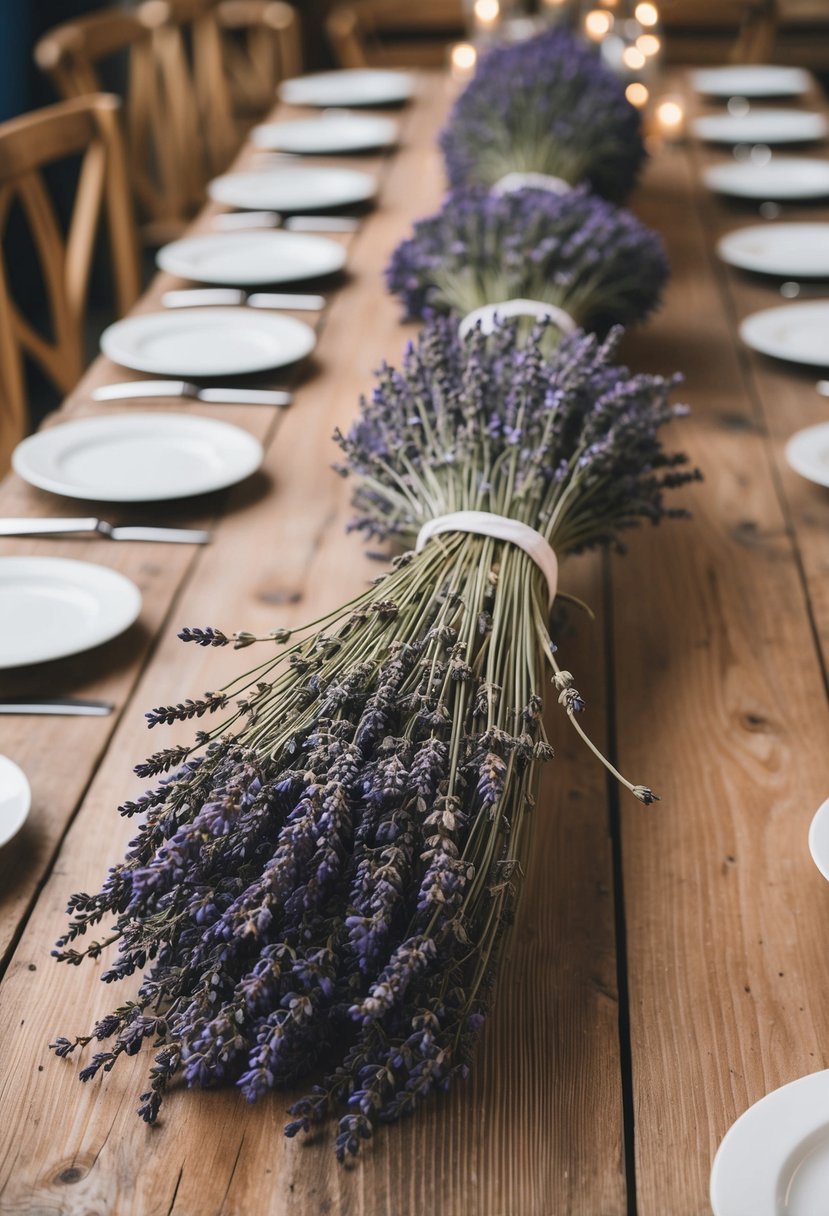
top-left (35, 0), bottom-right (237, 245)
top-left (0, 94), bottom-right (140, 475)
top-left (662, 0), bottom-right (779, 63)
top-left (216, 1), bottom-right (302, 128)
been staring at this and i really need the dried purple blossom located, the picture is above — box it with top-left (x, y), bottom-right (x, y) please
top-left (51, 320), bottom-right (698, 1160)
top-left (386, 184), bottom-right (667, 330)
top-left (440, 27), bottom-right (645, 200)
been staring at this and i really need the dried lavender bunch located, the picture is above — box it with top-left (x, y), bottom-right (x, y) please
top-left (441, 27), bottom-right (645, 200)
top-left (386, 184), bottom-right (667, 332)
top-left (52, 320), bottom-right (698, 1160)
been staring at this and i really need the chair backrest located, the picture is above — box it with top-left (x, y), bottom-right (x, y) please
top-left (662, 0), bottom-right (779, 63)
top-left (216, 1), bottom-right (302, 123)
top-left (326, 0), bottom-right (463, 69)
top-left (35, 1), bottom-right (237, 240)
top-left (0, 94), bottom-right (140, 474)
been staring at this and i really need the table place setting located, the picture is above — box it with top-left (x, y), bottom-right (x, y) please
top-left (691, 107), bottom-right (828, 146)
top-left (0, 753), bottom-right (31, 847)
top-left (691, 64), bottom-right (812, 100)
top-left (702, 157), bottom-right (829, 201)
top-left (252, 112), bottom-right (400, 155)
top-left (207, 164), bottom-right (378, 215)
top-left (278, 68), bottom-right (415, 109)
top-left (155, 229), bottom-right (347, 287)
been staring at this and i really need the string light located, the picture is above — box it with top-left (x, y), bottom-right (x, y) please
top-left (473, 0), bottom-right (500, 25)
top-left (637, 33), bottom-right (661, 56)
top-left (635, 2), bottom-right (659, 26)
top-left (622, 45), bottom-right (646, 70)
top-left (584, 9), bottom-right (613, 39)
top-left (625, 81), bottom-right (649, 107)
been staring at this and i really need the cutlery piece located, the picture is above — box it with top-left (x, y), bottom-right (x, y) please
top-left (213, 210), bottom-right (359, 233)
top-left (162, 288), bottom-right (326, 311)
top-left (0, 697), bottom-right (114, 716)
top-left (0, 517), bottom-right (211, 544)
top-left (780, 280), bottom-right (829, 299)
top-left (93, 380), bottom-right (292, 407)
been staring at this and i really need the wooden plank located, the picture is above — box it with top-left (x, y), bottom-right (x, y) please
top-left (0, 73), bottom-right (625, 1216)
top-left (615, 85), bottom-right (829, 1213)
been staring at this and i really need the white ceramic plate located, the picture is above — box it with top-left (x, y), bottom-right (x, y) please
top-left (208, 166), bottom-right (377, 213)
top-left (710, 1069), bottom-right (829, 1215)
top-left (100, 307), bottom-right (316, 376)
top-left (692, 65), bottom-right (811, 99)
top-left (786, 422), bottom-right (829, 488)
top-left (279, 69), bottom-right (413, 108)
top-left (252, 112), bottom-right (399, 154)
top-left (692, 109), bottom-right (827, 146)
top-left (717, 223), bottom-right (829, 278)
top-left (0, 755), bottom-right (31, 847)
top-left (808, 797), bottom-right (829, 881)
top-left (156, 230), bottom-right (346, 286)
top-left (13, 412), bottom-right (263, 503)
top-left (0, 556), bottom-right (141, 668)
top-left (740, 301), bottom-right (829, 367)
top-left (703, 158), bottom-right (829, 201)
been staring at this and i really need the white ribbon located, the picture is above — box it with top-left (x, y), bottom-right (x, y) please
top-left (458, 298), bottom-right (577, 342)
top-left (491, 171), bottom-right (572, 197)
top-left (416, 510), bottom-right (558, 607)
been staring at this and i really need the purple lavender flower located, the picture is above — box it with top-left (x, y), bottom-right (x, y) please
top-left (387, 184), bottom-right (667, 329)
top-left (441, 27), bottom-right (645, 201)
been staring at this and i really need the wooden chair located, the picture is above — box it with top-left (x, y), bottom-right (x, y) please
top-left (326, 0), bottom-right (463, 69)
top-left (662, 0), bottom-right (779, 64)
top-left (216, 1), bottom-right (302, 128)
top-left (0, 94), bottom-right (140, 475)
top-left (35, 1), bottom-right (237, 245)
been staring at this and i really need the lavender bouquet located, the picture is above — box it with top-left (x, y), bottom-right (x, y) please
top-left (52, 321), bottom-right (697, 1160)
top-left (441, 28), bottom-right (645, 201)
top-left (386, 185), bottom-right (667, 335)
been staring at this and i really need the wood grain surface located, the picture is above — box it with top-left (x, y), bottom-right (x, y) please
top-left (2, 63), bottom-right (828, 1216)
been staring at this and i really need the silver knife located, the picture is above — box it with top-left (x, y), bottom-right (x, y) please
top-left (0, 697), bottom-right (114, 716)
top-left (0, 517), bottom-right (211, 543)
top-left (92, 380), bottom-right (292, 406)
top-left (162, 288), bottom-right (325, 311)
top-left (213, 211), bottom-right (359, 233)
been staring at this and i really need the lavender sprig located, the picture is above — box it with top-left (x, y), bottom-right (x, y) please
top-left (51, 321), bottom-right (698, 1159)
top-left (441, 28), bottom-right (646, 200)
top-left (386, 184), bottom-right (668, 332)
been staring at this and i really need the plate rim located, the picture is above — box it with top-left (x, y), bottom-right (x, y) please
top-left (100, 306), bottom-right (317, 377)
top-left (155, 228), bottom-right (347, 285)
top-left (710, 1068), bottom-right (829, 1215)
top-left (207, 166), bottom-right (378, 212)
top-left (740, 300), bottom-right (829, 368)
top-left (785, 419), bottom-right (829, 485)
top-left (0, 554), bottom-right (142, 668)
top-left (0, 753), bottom-right (32, 848)
top-left (703, 158), bottom-right (829, 199)
top-left (278, 68), bottom-right (414, 106)
top-left (251, 113), bottom-right (398, 153)
top-left (717, 222), bottom-right (829, 276)
top-left (691, 109), bottom-right (827, 144)
top-left (691, 64), bottom-right (810, 97)
top-left (808, 796), bottom-right (829, 880)
top-left (12, 410), bottom-right (264, 503)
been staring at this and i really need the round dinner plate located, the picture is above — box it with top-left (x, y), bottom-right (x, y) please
top-left (0, 755), bottom-right (31, 847)
top-left (710, 1069), bottom-right (829, 1215)
top-left (691, 65), bottom-right (811, 99)
top-left (717, 223), bottom-right (829, 278)
top-left (786, 422), bottom-right (829, 488)
top-left (740, 300), bottom-right (829, 367)
top-left (0, 556), bottom-right (141, 669)
top-left (252, 112), bottom-right (399, 155)
top-left (208, 166), bottom-right (377, 214)
top-left (100, 307), bottom-right (316, 376)
top-left (808, 797), bottom-right (829, 881)
top-left (692, 109), bottom-right (827, 146)
top-left (279, 69), bottom-right (414, 108)
top-left (703, 158), bottom-right (829, 201)
top-left (13, 412), bottom-right (264, 503)
top-left (156, 230), bottom-right (346, 286)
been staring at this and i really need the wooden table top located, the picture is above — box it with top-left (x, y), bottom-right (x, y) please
top-left (2, 67), bottom-right (829, 1216)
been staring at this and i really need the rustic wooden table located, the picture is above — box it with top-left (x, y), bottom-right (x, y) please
top-left (2, 68), bottom-right (829, 1216)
